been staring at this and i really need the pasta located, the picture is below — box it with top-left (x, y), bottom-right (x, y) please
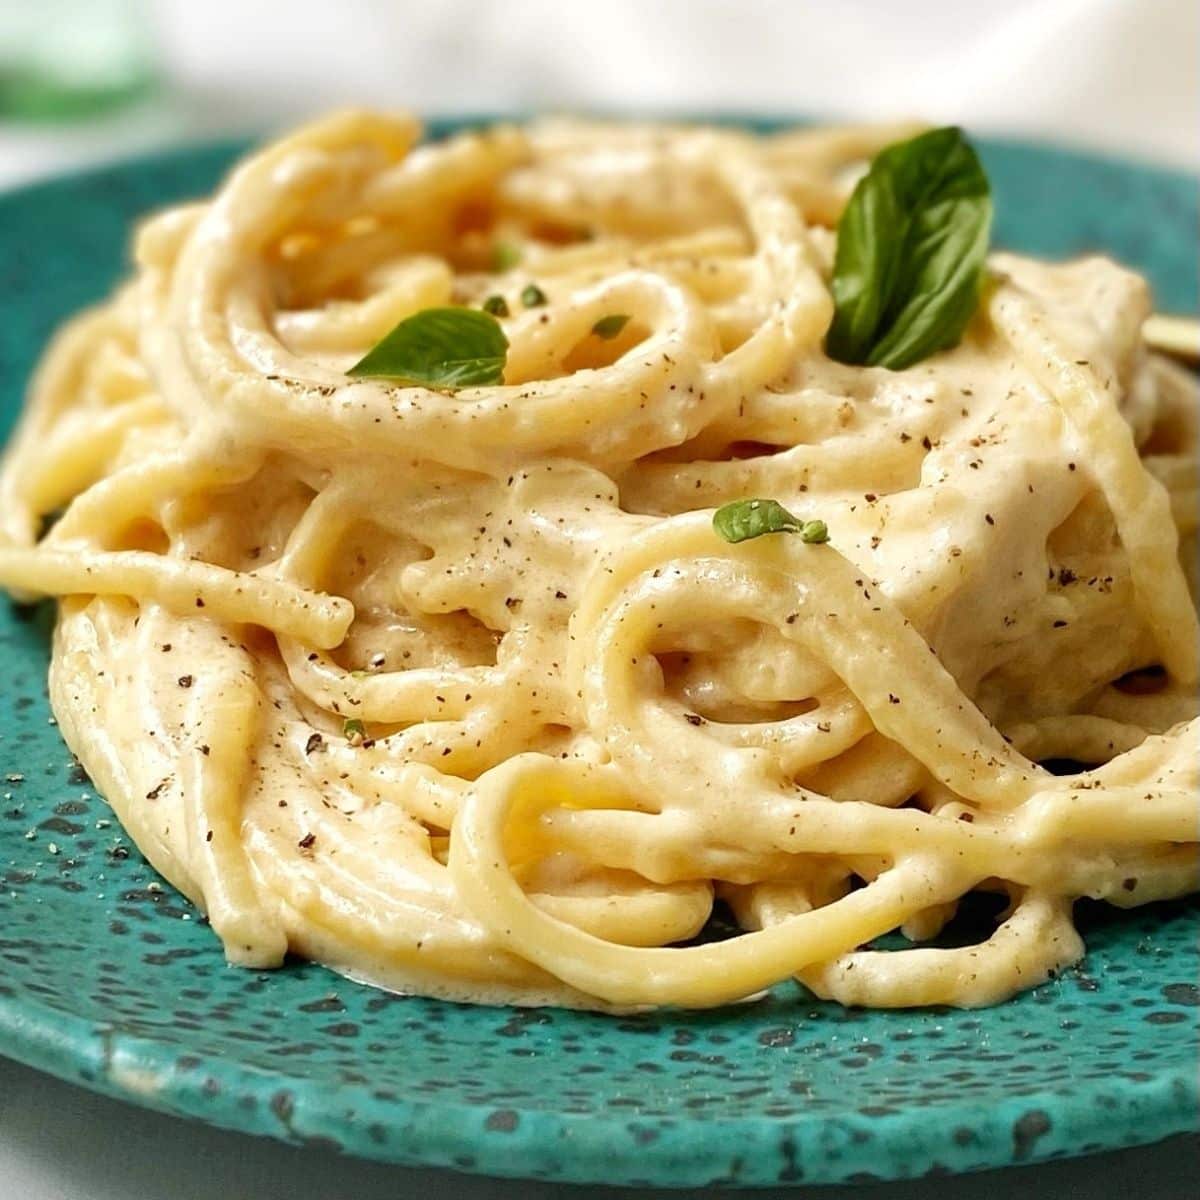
top-left (0, 111), bottom-right (1196, 1011)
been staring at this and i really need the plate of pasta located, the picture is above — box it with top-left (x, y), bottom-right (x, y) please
top-left (0, 113), bottom-right (1195, 1189)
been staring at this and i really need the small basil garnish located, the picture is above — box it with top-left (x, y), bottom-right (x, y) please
top-left (592, 314), bottom-right (630, 339)
top-left (347, 307), bottom-right (508, 388)
top-left (825, 126), bottom-right (992, 371)
top-left (713, 499), bottom-right (829, 545)
top-left (520, 283), bottom-right (547, 308)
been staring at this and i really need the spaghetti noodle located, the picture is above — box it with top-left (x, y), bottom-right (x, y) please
top-left (0, 112), bottom-right (1195, 1010)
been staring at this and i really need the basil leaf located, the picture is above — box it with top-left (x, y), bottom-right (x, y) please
top-left (826, 126), bottom-right (992, 371)
top-left (592, 314), bottom-right (630, 339)
top-left (713, 499), bottom-right (829, 544)
top-left (347, 307), bottom-right (508, 388)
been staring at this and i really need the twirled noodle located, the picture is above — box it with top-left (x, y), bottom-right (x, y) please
top-left (1, 111), bottom-right (1196, 1010)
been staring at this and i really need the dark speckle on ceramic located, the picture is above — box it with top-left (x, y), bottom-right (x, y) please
top-left (0, 122), bottom-right (1197, 1189)
top-left (1012, 1110), bottom-right (1053, 1161)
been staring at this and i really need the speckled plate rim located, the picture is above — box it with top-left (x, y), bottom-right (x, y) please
top-left (0, 120), bottom-right (1197, 1190)
top-left (1, 991), bottom-right (1196, 1184)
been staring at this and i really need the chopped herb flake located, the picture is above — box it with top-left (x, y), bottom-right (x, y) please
top-left (520, 283), bottom-right (547, 308)
top-left (492, 241), bottom-right (522, 271)
top-left (591, 313), bottom-right (630, 339)
top-left (713, 499), bottom-right (830, 545)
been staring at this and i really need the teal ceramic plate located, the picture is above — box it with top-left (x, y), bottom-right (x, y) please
top-left (0, 120), bottom-right (1197, 1190)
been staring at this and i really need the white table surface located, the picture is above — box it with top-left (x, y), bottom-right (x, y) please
top-left (1, 3), bottom-right (1196, 1196)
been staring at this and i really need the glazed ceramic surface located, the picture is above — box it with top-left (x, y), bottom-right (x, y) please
top-left (0, 121), bottom-right (1196, 1189)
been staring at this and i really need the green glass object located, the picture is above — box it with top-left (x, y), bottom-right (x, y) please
top-left (0, 0), bottom-right (156, 120)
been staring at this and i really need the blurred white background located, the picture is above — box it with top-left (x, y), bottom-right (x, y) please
top-left (0, 0), bottom-right (1196, 190)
